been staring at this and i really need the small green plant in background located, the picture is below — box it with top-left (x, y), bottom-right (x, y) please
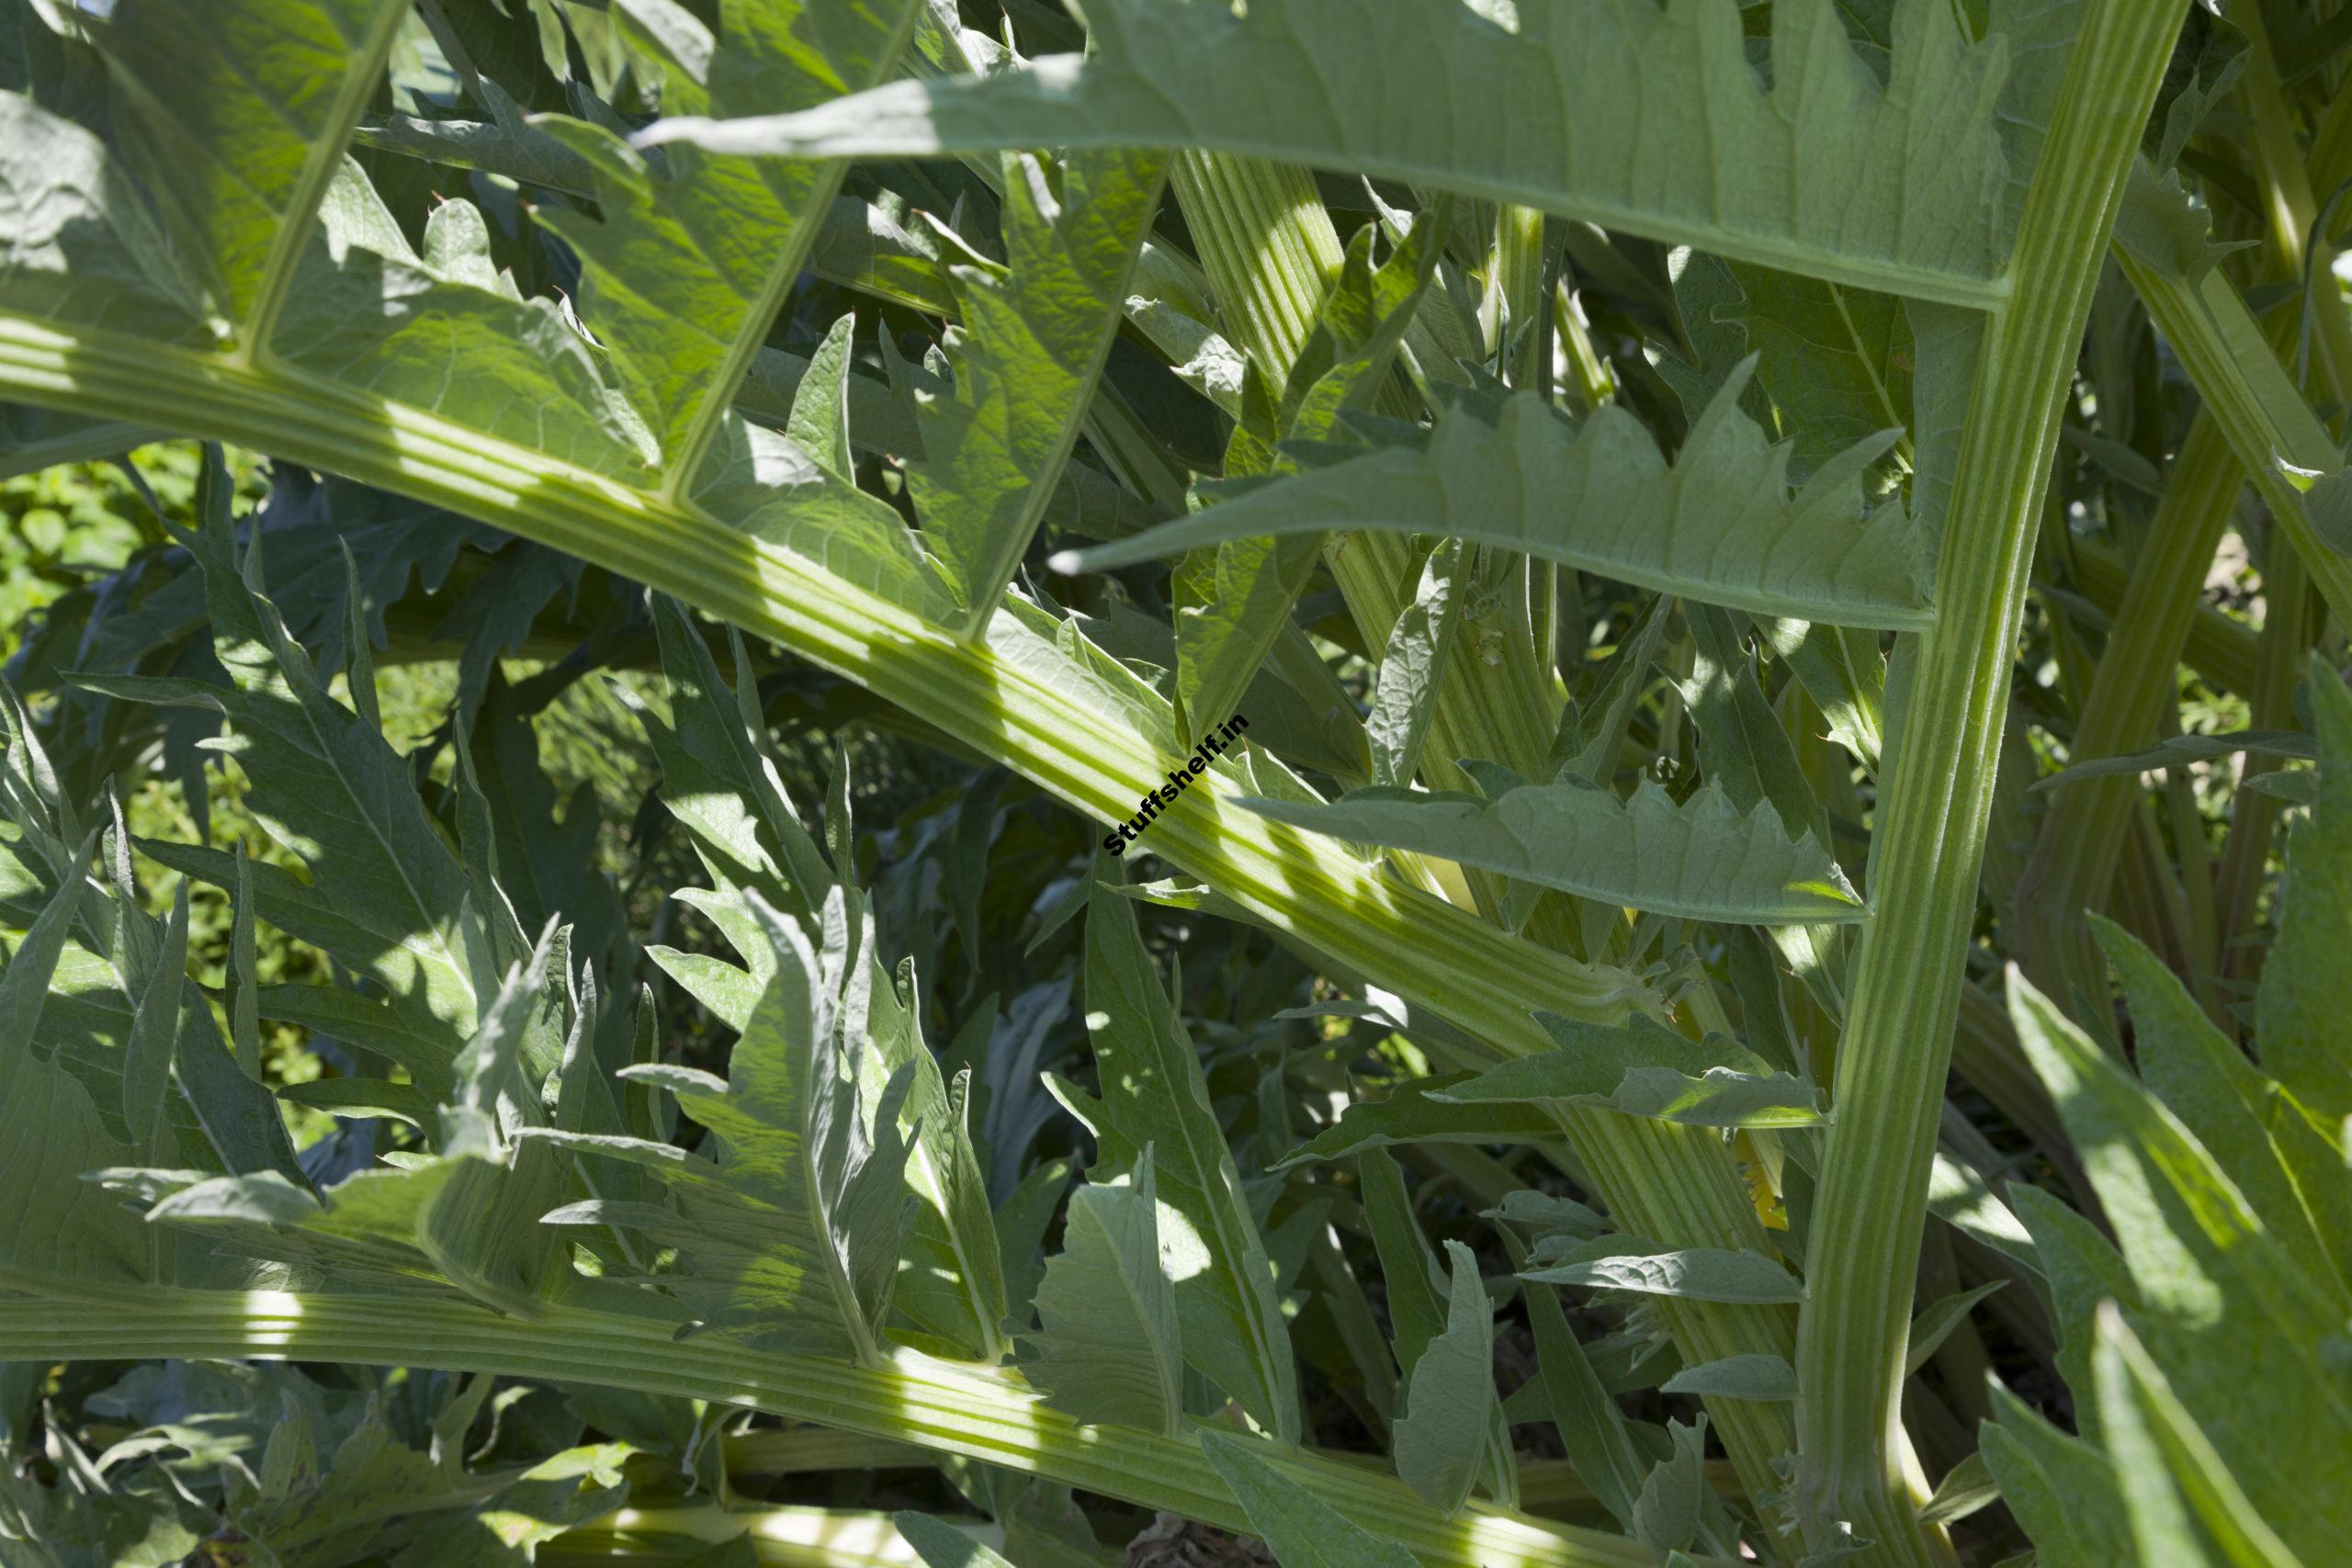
top-left (0, 2), bottom-right (2347, 1566)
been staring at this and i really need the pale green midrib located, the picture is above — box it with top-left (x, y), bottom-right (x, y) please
top-left (1791, 6), bottom-right (2187, 1566)
top-left (239, 0), bottom-right (413, 359)
top-left (0, 313), bottom-right (1651, 1061)
top-left (0, 1280), bottom-right (1647, 1568)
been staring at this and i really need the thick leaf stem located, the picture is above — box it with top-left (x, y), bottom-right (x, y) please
top-left (1792, 4), bottom-right (2187, 1562)
top-left (0, 1279), bottom-right (1643, 1568)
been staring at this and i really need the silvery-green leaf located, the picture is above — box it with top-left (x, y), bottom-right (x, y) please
top-left (1056, 881), bottom-right (1299, 1440)
top-left (1196, 1431), bottom-right (1421, 1568)
top-left (1083, 360), bottom-right (1929, 630)
top-left (1368, 539), bottom-right (1464, 788)
top-left (909, 149), bottom-right (1165, 637)
top-left (1431, 1013), bottom-right (1824, 1130)
top-left (1023, 1149), bottom-right (1182, 1436)
top-left (1392, 1240), bottom-right (1504, 1516)
top-left (645, 0), bottom-right (2015, 307)
top-left (1522, 1237), bottom-right (1804, 1304)
top-left (1657, 1352), bottom-right (1797, 1400)
top-left (1269, 1073), bottom-right (1560, 1171)
top-left (1239, 773), bottom-right (1862, 925)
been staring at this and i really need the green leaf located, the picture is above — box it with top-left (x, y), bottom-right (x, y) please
top-left (1269, 1073), bottom-right (1561, 1170)
top-left (1367, 540), bottom-right (1464, 788)
top-left (909, 149), bottom-right (1166, 637)
top-left (2095, 915), bottom-right (2348, 1299)
top-left (2007, 968), bottom-right (2352, 1558)
top-left (1023, 1148), bottom-right (1183, 1436)
top-left (1195, 1430), bottom-right (1421, 1568)
top-left (1392, 1241), bottom-right (1502, 1516)
top-left (872, 984), bottom-right (1011, 1361)
top-left (2090, 1304), bottom-right (2301, 1568)
top-left (527, 0), bottom-right (922, 486)
top-left (2030, 728), bottom-right (2314, 792)
top-left (85, 0), bottom-right (412, 343)
top-left (1658, 1353), bottom-right (1798, 1400)
top-left (1159, 209), bottom-right (1443, 738)
top-left (1982, 1383), bottom-right (2135, 1568)
top-left (1238, 772), bottom-right (1862, 925)
top-left (649, 0), bottom-right (2016, 307)
top-left (893, 1512), bottom-right (1017, 1568)
top-left (1083, 360), bottom-right (1929, 630)
top-left (1057, 881), bottom-right (1299, 1440)
top-left (76, 491), bottom-right (487, 1060)
top-left (1903, 1281), bottom-right (2007, 1377)
top-left (1522, 1238), bottom-right (1804, 1304)
top-left (1432, 1013), bottom-right (1826, 1130)
top-left (2256, 658), bottom-right (2352, 1124)
top-left (541, 888), bottom-right (913, 1359)
top-left (1631, 1416), bottom-right (1712, 1559)
top-left (1917, 1451), bottom-right (1998, 1528)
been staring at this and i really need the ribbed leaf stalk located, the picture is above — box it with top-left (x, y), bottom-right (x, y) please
top-left (0, 1279), bottom-right (1643, 1568)
top-left (1164, 151), bottom-right (1804, 1540)
top-left (1792, 4), bottom-right (2187, 1562)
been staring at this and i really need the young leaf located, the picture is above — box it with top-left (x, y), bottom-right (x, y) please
top-left (1522, 1238), bottom-right (1804, 1304)
top-left (1367, 539), bottom-right (1464, 787)
top-left (1023, 1148), bottom-right (1183, 1437)
top-left (1239, 773), bottom-right (1863, 925)
top-left (1392, 1240), bottom-right (1503, 1516)
top-left (1055, 882), bottom-right (1300, 1440)
top-left (1196, 1431), bottom-right (1421, 1568)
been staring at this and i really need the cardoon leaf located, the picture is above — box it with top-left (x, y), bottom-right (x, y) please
top-left (1270, 1074), bottom-right (1559, 1170)
top-left (1162, 209), bottom-right (1443, 738)
top-left (1081, 361), bottom-right (1931, 630)
top-left (648, 0), bottom-right (2015, 306)
top-left (527, 0), bottom-right (922, 487)
top-left (2255, 658), bottom-right (2352, 1123)
top-left (75, 482), bottom-right (489, 1059)
top-left (2008, 970), bottom-right (2352, 1556)
top-left (1433, 1014), bottom-right (1825, 1130)
top-left (1658, 1353), bottom-right (1798, 1400)
top-left (1053, 881), bottom-right (1300, 1440)
top-left (2095, 915), bottom-right (2347, 1295)
top-left (2090, 1305), bottom-right (2301, 1568)
top-left (543, 889), bottom-right (914, 1359)
top-left (1196, 1431), bottom-right (1420, 1568)
top-left (908, 148), bottom-right (1166, 637)
top-left (1392, 1240), bottom-right (1503, 1515)
top-left (82, 0), bottom-right (412, 342)
top-left (1523, 1238), bottom-right (1804, 1304)
top-left (1239, 773), bottom-right (1863, 925)
top-left (893, 1513), bottom-right (1016, 1568)
top-left (1024, 1148), bottom-right (1182, 1436)
top-left (1367, 540), bottom-right (1464, 787)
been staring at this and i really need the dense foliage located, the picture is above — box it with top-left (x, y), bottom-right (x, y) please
top-left (1, 1), bottom-right (2346, 1565)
